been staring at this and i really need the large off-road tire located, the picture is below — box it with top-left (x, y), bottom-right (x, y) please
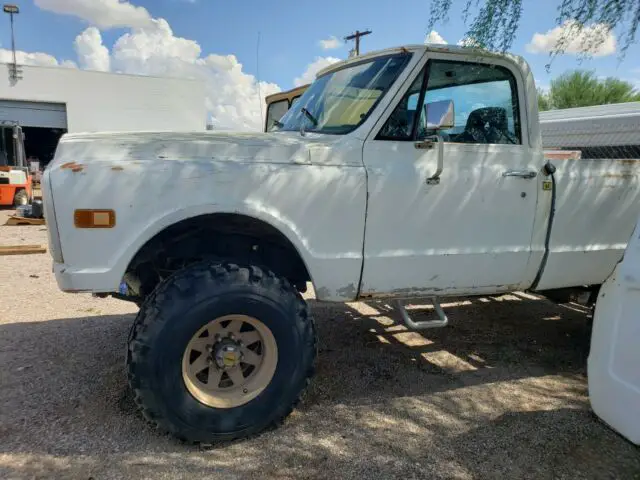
top-left (13, 189), bottom-right (29, 207)
top-left (127, 261), bottom-right (316, 444)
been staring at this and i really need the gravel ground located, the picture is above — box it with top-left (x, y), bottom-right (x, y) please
top-left (1, 208), bottom-right (639, 479)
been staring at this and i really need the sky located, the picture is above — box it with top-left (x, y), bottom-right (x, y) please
top-left (1, 0), bottom-right (639, 131)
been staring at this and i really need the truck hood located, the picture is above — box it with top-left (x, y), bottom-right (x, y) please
top-left (51, 131), bottom-right (351, 167)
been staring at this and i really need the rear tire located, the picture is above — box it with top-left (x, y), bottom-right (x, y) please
top-left (127, 261), bottom-right (316, 444)
top-left (13, 189), bottom-right (28, 207)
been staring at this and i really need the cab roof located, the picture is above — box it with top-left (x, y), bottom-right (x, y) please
top-left (317, 44), bottom-right (528, 79)
top-left (270, 45), bottom-right (531, 101)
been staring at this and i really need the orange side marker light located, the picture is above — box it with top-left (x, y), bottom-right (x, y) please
top-left (74, 209), bottom-right (116, 228)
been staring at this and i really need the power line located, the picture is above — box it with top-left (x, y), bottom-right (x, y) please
top-left (344, 29), bottom-right (372, 56)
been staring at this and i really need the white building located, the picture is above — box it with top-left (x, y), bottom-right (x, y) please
top-left (0, 63), bottom-right (206, 167)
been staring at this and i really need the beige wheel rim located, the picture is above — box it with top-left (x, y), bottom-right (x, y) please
top-left (181, 314), bottom-right (278, 408)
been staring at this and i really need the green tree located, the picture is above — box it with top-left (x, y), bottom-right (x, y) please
top-left (537, 88), bottom-right (551, 111)
top-left (429, 0), bottom-right (640, 56)
top-left (538, 70), bottom-right (640, 110)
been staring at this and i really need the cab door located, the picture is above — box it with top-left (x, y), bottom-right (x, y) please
top-left (360, 55), bottom-right (540, 297)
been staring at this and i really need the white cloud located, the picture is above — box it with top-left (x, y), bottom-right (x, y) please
top-left (111, 19), bottom-right (280, 131)
top-left (0, 48), bottom-right (61, 67)
top-left (425, 30), bottom-right (447, 45)
top-left (17, 4), bottom-right (293, 131)
top-left (34, 0), bottom-right (152, 29)
top-left (319, 36), bottom-right (342, 50)
top-left (526, 21), bottom-right (616, 57)
top-left (294, 56), bottom-right (340, 87)
top-left (61, 59), bottom-right (79, 68)
top-left (112, 19), bottom-right (201, 67)
top-left (74, 27), bottom-right (110, 72)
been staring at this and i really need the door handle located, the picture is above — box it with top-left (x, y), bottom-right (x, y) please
top-left (502, 170), bottom-right (537, 179)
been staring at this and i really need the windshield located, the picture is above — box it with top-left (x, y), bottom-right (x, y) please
top-left (276, 53), bottom-right (411, 135)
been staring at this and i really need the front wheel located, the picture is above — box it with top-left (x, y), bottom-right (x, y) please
top-left (127, 261), bottom-right (316, 444)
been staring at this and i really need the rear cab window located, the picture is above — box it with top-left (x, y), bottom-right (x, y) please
top-left (266, 99), bottom-right (289, 131)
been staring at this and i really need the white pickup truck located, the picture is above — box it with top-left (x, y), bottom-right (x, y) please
top-left (42, 44), bottom-right (640, 443)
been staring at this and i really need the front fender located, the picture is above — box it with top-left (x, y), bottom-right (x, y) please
top-left (114, 203), bottom-right (363, 302)
top-left (49, 159), bottom-right (367, 301)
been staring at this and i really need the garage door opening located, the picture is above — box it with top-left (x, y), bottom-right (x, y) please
top-left (0, 100), bottom-right (68, 170)
top-left (0, 125), bottom-right (66, 169)
top-left (23, 127), bottom-right (66, 168)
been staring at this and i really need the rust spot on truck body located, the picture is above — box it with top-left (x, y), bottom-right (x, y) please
top-left (111, 166), bottom-right (124, 171)
top-left (602, 173), bottom-right (636, 180)
top-left (359, 284), bottom-right (520, 300)
top-left (336, 283), bottom-right (357, 299)
top-left (60, 161), bottom-right (85, 172)
top-left (315, 286), bottom-right (331, 300)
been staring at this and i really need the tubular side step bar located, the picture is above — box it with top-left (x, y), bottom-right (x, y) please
top-left (394, 298), bottom-right (449, 330)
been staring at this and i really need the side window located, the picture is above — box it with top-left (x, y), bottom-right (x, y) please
top-left (420, 61), bottom-right (521, 144)
top-left (266, 99), bottom-right (289, 131)
top-left (377, 68), bottom-right (425, 140)
top-left (291, 95), bottom-right (301, 106)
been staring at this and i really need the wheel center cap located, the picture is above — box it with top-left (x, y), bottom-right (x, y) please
top-left (214, 341), bottom-right (241, 369)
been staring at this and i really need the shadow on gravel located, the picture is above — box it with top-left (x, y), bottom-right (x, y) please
top-left (1, 295), bottom-right (638, 479)
top-left (304, 293), bottom-right (593, 406)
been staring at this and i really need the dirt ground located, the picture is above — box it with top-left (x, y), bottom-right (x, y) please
top-left (1, 208), bottom-right (638, 480)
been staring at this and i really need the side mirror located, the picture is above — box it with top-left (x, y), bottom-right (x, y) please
top-left (424, 100), bottom-right (455, 129)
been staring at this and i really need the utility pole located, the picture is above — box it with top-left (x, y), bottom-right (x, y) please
top-left (3, 4), bottom-right (22, 85)
top-left (344, 29), bottom-right (372, 57)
